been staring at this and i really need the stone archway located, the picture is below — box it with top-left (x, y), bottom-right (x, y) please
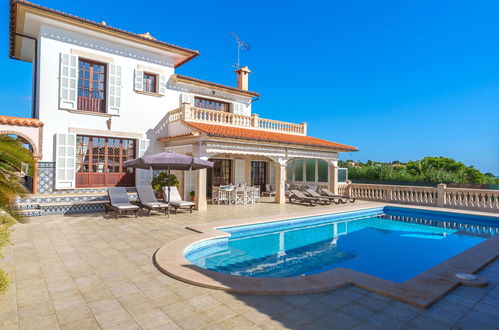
top-left (0, 116), bottom-right (44, 194)
top-left (0, 130), bottom-right (40, 159)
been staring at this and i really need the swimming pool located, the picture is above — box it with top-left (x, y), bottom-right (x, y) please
top-left (185, 207), bottom-right (499, 282)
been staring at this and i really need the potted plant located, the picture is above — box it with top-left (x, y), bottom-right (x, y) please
top-left (189, 191), bottom-right (195, 201)
top-left (151, 172), bottom-right (179, 198)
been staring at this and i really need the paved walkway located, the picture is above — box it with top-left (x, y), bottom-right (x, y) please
top-left (0, 201), bottom-right (498, 329)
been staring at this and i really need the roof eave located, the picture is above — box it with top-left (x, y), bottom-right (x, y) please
top-left (9, 0), bottom-right (200, 66)
top-left (203, 133), bottom-right (358, 152)
top-left (180, 121), bottom-right (358, 152)
top-left (172, 74), bottom-right (260, 97)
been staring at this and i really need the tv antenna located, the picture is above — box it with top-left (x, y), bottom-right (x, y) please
top-left (230, 32), bottom-right (249, 69)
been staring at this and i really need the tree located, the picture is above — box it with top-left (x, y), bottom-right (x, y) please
top-left (346, 156), bottom-right (498, 185)
top-left (0, 135), bottom-right (34, 220)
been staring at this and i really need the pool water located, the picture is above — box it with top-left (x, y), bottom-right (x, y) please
top-left (185, 207), bottom-right (498, 282)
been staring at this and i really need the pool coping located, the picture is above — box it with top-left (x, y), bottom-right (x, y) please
top-left (154, 204), bottom-right (499, 309)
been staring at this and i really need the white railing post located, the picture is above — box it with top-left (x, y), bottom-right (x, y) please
top-left (301, 122), bottom-right (307, 135)
top-left (252, 113), bottom-right (259, 128)
top-left (437, 183), bottom-right (447, 207)
top-left (182, 102), bottom-right (192, 121)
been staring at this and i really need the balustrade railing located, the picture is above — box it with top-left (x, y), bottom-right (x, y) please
top-left (338, 183), bottom-right (348, 196)
top-left (258, 118), bottom-right (306, 135)
top-left (348, 184), bottom-right (437, 206)
top-left (167, 103), bottom-right (306, 135)
top-left (445, 188), bottom-right (499, 211)
top-left (346, 183), bottom-right (499, 213)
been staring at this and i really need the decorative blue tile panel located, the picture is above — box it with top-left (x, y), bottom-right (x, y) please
top-left (41, 203), bottom-right (107, 215)
top-left (37, 162), bottom-right (55, 194)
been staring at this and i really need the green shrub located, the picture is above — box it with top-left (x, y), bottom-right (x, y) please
top-left (0, 215), bottom-right (15, 297)
top-left (0, 270), bottom-right (8, 295)
top-left (151, 172), bottom-right (179, 194)
top-left (346, 156), bottom-right (499, 185)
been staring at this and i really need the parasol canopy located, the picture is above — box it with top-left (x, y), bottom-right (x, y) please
top-left (123, 151), bottom-right (213, 170)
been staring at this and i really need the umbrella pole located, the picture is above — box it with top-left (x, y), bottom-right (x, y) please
top-left (167, 165), bottom-right (171, 218)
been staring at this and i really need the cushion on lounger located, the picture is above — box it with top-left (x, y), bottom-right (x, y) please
top-left (170, 201), bottom-right (195, 207)
top-left (136, 186), bottom-right (158, 204)
top-left (108, 187), bottom-right (131, 204)
top-left (142, 202), bottom-right (168, 208)
top-left (111, 203), bottom-right (139, 210)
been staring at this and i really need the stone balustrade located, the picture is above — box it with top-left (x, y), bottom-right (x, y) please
top-left (338, 183), bottom-right (348, 196)
top-left (345, 183), bottom-right (499, 213)
top-left (258, 118), bottom-right (306, 135)
top-left (166, 107), bottom-right (183, 122)
top-left (445, 187), bottom-right (499, 211)
top-left (167, 103), bottom-right (307, 135)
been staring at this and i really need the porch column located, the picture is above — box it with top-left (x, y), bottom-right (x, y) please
top-left (245, 159), bottom-right (252, 185)
top-left (32, 161), bottom-right (38, 194)
top-left (328, 163), bottom-right (339, 195)
top-left (195, 169), bottom-right (207, 210)
top-left (275, 162), bottom-right (287, 204)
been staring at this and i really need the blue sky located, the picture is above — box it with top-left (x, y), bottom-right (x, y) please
top-left (1, 0), bottom-right (498, 174)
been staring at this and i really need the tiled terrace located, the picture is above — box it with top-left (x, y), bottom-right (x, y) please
top-left (0, 200), bottom-right (498, 329)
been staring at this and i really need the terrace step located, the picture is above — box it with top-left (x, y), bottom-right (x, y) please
top-left (14, 203), bottom-right (41, 211)
top-left (15, 191), bottom-right (133, 217)
top-left (18, 209), bottom-right (44, 217)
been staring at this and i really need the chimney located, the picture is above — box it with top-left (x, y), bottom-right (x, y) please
top-left (235, 66), bottom-right (251, 90)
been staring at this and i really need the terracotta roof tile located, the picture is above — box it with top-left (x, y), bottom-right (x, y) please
top-left (0, 115), bottom-right (43, 127)
top-left (173, 74), bottom-right (259, 97)
top-left (182, 121), bottom-right (358, 151)
top-left (9, 0), bottom-right (199, 67)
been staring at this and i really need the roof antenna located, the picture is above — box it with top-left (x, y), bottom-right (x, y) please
top-left (230, 32), bottom-right (249, 69)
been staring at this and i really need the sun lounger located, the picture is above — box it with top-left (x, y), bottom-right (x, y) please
top-left (289, 189), bottom-right (320, 206)
top-left (305, 189), bottom-right (333, 205)
top-left (136, 186), bottom-right (169, 215)
top-left (162, 186), bottom-right (195, 213)
top-left (320, 188), bottom-right (356, 203)
top-left (106, 187), bottom-right (139, 218)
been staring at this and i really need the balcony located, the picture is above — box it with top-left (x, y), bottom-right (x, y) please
top-left (167, 103), bottom-right (307, 135)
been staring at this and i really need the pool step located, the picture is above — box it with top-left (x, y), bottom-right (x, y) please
top-left (211, 238), bottom-right (354, 277)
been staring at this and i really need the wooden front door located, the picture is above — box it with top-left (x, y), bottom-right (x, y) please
top-left (75, 135), bottom-right (135, 188)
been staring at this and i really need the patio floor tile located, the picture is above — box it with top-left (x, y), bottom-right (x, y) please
top-left (1, 201), bottom-right (498, 329)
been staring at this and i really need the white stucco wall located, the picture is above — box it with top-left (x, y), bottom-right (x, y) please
top-left (36, 23), bottom-right (253, 162)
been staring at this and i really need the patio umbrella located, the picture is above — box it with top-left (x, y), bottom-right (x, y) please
top-left (123, 151), bottom-right (213, 216)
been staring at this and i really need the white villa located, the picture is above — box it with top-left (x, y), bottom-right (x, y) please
top-left (4, 0), bottom-right (357, 213)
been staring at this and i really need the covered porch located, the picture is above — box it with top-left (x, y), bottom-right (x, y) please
top-left (157, 105), bottom-right (358, 210)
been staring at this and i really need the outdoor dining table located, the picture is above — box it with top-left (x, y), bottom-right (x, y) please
top-left (214, 185), bottom-right (258, 205)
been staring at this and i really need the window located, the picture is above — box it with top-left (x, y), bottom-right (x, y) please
top-left (318, 160), bottom-right (328, 182)
top-left (143, 72), bottom-right (157, 93)
top-left (306, 159), bottom-right (315, 182)
top-left (338, 168), bottom-right (348, 183)
top-left (75, 135), bottom-right (135, 187)
top-left (211, 159), bottom-right (232, 186)
top-left (251, 161), bottom-right (267, 189)
top-left (286, 161), bottom-right (293, 181)
top-left (78, 59), bottom-right (106, 112)
top-left (294, 159), bottom-right (303, 181)
top-left (195, 97), bottom-right (230, 112)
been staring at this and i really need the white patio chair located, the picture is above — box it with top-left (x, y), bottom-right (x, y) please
top-left (212, 187), bottom-right (220, 205)
top-left (245, 187), bottom-right (255, 204)
top-left (253, 187), bottom-right (261, 203)
top-left (231, 187), bottom-right (246, 205)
